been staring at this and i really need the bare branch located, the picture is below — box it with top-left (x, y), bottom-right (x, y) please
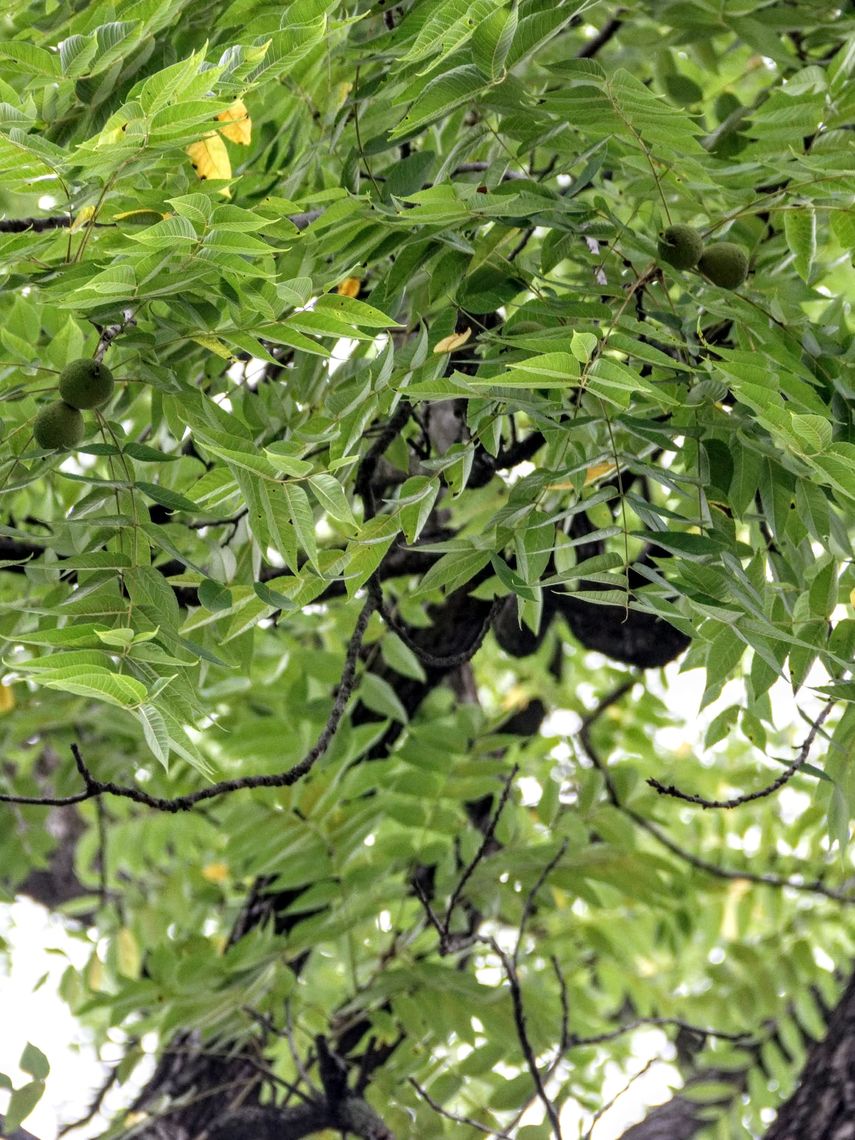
top-left (568, 1015), bottom-right (755, 1050)
top-left (647, 703), bottom-right (834, 809)
top-left (409, 1078), bottom-right (513, 1138)
top-left (515, 840), bottom-right (568, 969)
top-left (94, 308), bottom-right (137, 361)
top-left (0, 594), bottom-right (376, 814)
top-left (577, 11), bottom-right (626, 58)
top-left (577, 690), bottom-right (855, 903)
top-left (445, 764), bottom-right (518, 934)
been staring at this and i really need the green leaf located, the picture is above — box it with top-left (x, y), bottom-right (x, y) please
top-left (412, 547), bottom-right (492, 599)
top-left (263, 443), bottom-right (314, 477)
top-left (40, 670), bottom-right (149, 709)
top-left (307, 472), bottom-right (356, 526)
top-left (397, 476), bottom-right (440, 543)
top-left (784, 206), bottom-right (816, 282)
top-left (198, 578), bottom-right (233, 611)
top-left (360, 672), bottom-right (408, 723)
top-left (19, 1043), bottom-right (49, 1080)
top-left (5, 1080), bottom-right (45, 1133)
top-left (343, 516), bottom-right (399, 596)
top-left (136, 482), bottom-right (201, 513)
top-left (137, 703), bottom-right (170, 766)
top-left (313, 293), bottom-right (400, 328)
top-left (390, 66), bottom-right (486, 139)
top-left (470, 351), bottom-right (580, 388)
top-left (282, 482), bottom-right (318, 568)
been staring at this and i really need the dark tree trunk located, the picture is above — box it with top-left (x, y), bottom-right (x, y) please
top-left (617, 1070), bottom-right (741, 1140)
top-left (618, 969), bottom-right (855, 1140)
top-left (764, 968), bottom-right (855, 1140)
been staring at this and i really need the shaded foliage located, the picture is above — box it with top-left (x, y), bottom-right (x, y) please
top-left (0, 1), bottom-right (853, 1138)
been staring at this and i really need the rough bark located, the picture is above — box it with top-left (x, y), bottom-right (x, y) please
top-left (3, 749), bottom-right (91, 912)
top-left (619, 1094), bottom-right (710, 1140)
top-left (15, 803), bottom-right (88, 911)
top-left (764, 969), bottom-right (855, 1140)
top-left (618, 1070), bottom-right (740, 1140)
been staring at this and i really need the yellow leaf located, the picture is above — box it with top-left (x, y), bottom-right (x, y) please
top-left (94, 126), bottom-right (126, 149)
top-left (0, 684), bottom-right (15, 714)
top-left (550, 886), bottom-right (568, 910)
top-left (191, 334), bottom-right (237, 361)
top-left (202, 861), bottom-right (230, 884)
top-left (337, 277), bottom-right (361, 298)
top-left (850, 587), bottom-right (855, 608)
top-left (186, 134), bottom-right (232, 197)
top-left (434, 328), bottom-right (472, 354)
top-left (116, 927), bottom-right (141, 978)
top-left (86, 953), bottom-right (104, 992)
top-left (721, 877), bottom-right (751, 940)
top-left (71, 205), bottom-right (96, 233)
top-left (584, 462), bottom-right (615, 484)
top-left (112, 208), bottom-right (172, 222)
top-left (216, 98), bottom-right (252, 146)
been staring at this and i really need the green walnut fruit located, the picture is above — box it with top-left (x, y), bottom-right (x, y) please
top-left (657, 224), bottom-right (704, 270)
top-left (33, 401), bottom-right (85, 451)
top-left (698, 242), bottom-right (749, 289)
top-left (58, 358), bottom-right (114, 410)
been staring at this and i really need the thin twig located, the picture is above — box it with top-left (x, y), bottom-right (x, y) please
top-left (578, 679), bottom-right (635, 806)
top-left (514, 840), bottom-right (568, 969)
top-left (582, 1056), bottom-right (658, 1140)
top-left (242, 1008), bottom-right (319, 1102)
top-left (95, 797), bottom-right (109, 907)
top-left (94, 308), bottom-right (137, 362)
top-left (355, 403), bottom-right (413, 520)
top-left (445, 764), bottom-right (518, 933)
top-left (568, 1015), bottom-right (755, 1050)
top-left (491, 938), bottom-right (563, 1140)
top-left (647, 703), bottom-right (834, 809)
top-left (408, 1078), bottom-right (513, 1138)
top-left (551, 956), bottom-right (571, 1054)
top-left (577, 12), bottom-right (626, 58)
top-left (452, 162), bottom-right (526, 181)
top-left (628, 807), bottom-right (855, 903)
top-left (0, 210), bottom-right (323, 235)
top-left (577, 689), bottom-right (855, 903)
top-left (0, 595), bottom-right (376, 814)
top-left (412, 878), bottom-right (450, 943)
top-left (0, 215), bottom-right (71, 232)
top-left (57, 1049), bottom-right (129, 1135)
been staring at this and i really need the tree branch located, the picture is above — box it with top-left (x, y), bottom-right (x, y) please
top-left (577, 11), bottom-right (626, 58)
top-left (204, 1035), bottom-right (395, 1140)
top-left (370, 577), bottom-right (498, 667)
top-left (0, 594), bottom-right (376, 813)
top-left (576, 688), bottom-right (855, 903)
top-left (647, 703), bottom-right (834, 809)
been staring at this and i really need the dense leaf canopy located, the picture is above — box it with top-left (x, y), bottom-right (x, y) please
top-left (0, 0), bottom-right (853, 1137)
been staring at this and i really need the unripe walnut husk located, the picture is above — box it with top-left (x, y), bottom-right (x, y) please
top-left (33, 401), bottom-right (85, 450)
top-left (657, 224), bottom-right (703, 270)
top-left (58, 358), bottom-right (114, 410)
top-left (698, 242), bottom-right (749, 289)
